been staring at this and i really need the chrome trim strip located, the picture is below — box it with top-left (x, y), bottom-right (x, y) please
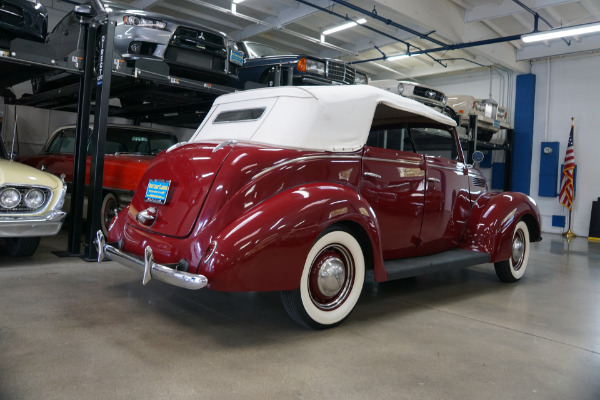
top-left (252, 155), bottom-right (362, 180)
top-left (432, 164), bottom-right (466, 173)
top-left (96, 231), bottom-right (208, 290)
top-left (362, 157), bottom-right (422, 166)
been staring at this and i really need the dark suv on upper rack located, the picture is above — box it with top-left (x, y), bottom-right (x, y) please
top-left (31, 0), bottom-right (244, 93)
top-left (236, 41), bottom-right (367, 88)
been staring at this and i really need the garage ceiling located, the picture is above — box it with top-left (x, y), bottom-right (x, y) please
top-left (119, 0), bottom-right (600, 81)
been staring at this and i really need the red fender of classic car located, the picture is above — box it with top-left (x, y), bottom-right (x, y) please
top-left (97, 85), bottom-right (541, 329)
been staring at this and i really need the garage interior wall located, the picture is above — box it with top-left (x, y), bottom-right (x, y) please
top-left (423, 51), bottom-right (600, 237)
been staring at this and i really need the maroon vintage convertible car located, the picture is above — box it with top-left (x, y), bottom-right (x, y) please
top-left (97, 85), bottom-right (541, 329)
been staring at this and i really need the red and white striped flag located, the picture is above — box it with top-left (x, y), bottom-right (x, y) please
top-left (559, 122), bottom-right (576, 210)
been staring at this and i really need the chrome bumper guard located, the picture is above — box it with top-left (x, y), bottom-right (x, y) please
top-left (95, 230), bottom-right (208, 290)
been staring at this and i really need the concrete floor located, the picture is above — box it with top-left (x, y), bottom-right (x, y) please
top-left (1, 231), bottom-right (599, 400)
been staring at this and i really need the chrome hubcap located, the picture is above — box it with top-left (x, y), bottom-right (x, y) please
top-left (512, 229), bottom-right (525, 270)
top-left (308, 244), bottom-right (354, 311)
top-left (317, 257), bottom-right (346, 297)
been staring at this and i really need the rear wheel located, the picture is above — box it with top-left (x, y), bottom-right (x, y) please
top-left (494, 221), bottom-right (530, 282)
top-left (100, 193), bottom-right (118, 236)
top-left (281, 226), bottom-right (365, 329)
top-left (5, 237), bottom-right (41, 257)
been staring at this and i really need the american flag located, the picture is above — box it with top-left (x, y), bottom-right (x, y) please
top-left (559, 123), bottom-right (576, 210)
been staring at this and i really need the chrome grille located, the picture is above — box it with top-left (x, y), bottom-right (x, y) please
top-left (172, 26), bottom-right (225, 48)
top-left (413, 86), bottom-right (445, 103)
top-left (0, 1), bottom-right (24, 27)
top-left (471, 177), bottom-right (487, 188)
top-left (326, 61), bottom-right (356, 85)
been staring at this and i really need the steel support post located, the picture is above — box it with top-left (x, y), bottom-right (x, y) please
top-left (84, 18), bottom-right (115, 260)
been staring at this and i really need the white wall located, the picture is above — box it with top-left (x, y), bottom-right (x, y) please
top-left (529, 52), bottom-right (600, 237)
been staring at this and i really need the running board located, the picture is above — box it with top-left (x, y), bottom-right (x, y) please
top-left (384, 249), bottom-right (491, 281)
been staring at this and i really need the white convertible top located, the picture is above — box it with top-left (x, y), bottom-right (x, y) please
top-left (190, 85), bottom-right (456, 152)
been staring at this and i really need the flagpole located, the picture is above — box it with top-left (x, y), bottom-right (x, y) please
top-left (562, 117), bottom-right (577, 239)
top-left (563, 209), bottom-right (577, 239)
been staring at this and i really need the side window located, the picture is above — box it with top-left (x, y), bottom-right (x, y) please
top-left (409, 127), bottom-right (458, 160)
top-left (45, 132), bottom-right (63, 154)
top-left (366, 128), bottom-right (413, 152)
top-left (58, 129), bottom-right (76, 154)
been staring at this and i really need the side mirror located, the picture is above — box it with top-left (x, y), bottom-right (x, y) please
top-left (74, 5), bottom-right (94, 18)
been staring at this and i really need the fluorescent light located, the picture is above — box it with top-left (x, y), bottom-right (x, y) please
top-left (322, 18), bottom-right (366, 36)
top-left (387, 54), bottom-right (410, 61)
top-left (233, 0), bottom-right (244, 3)
top-left (522, 21), bottom-right (600, 43)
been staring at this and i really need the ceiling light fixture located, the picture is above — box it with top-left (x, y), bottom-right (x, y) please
top-left (387, 54), bottom-right (411, 61)
top-left (522, 21), bottom-right (600, 43)
top-left (322, 18), bottom-right (366, 36)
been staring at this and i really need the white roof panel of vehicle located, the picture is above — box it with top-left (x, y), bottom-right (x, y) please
top-left (190, 85), bottom-right (456, 152)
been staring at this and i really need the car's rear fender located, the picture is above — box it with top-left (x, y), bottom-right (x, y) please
top-left (200, 182), bottom-right (384, 292)
top-left (460, 192), bottom-right (541, 262)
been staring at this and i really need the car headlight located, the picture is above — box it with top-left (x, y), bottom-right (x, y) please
top-left (297, 58), bottom-right (325, 76)
top-left (0, 188), bottom-right (21, 209)
top-left (441, 95), bottom-right (448, 106)
top-left (123, 15), bottom-right (166, 29)
top-left (354, 73), bottom-right (368, 85)
top-left (497, 108), bottom-right (507, 120)
top-left (473, 101), bottom-right (486, 112)
top-left (24, 189), bottom-right (46, 210)
top-left (397, 82), bottom-right (405, 94)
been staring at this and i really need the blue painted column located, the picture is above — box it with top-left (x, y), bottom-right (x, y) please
top-left (511, 74), bottom-right (536, 194)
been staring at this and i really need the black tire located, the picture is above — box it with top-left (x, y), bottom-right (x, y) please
top-left (5, 237), bottom-right (41, 257)
top-left (494, 221), bottom-right (530, 282)
top-left (100, 193), bottom-right (118, 236)
top-left (281, 226), bottom-right (365, 329)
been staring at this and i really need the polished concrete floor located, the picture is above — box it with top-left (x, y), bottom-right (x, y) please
top-left (1, 230), bottom-right (599, 400)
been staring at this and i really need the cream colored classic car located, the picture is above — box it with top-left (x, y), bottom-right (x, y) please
top-left (1, 142), bottom-right (67, 256)
top-left (369, 79), bottom-right (448, 111)
top-left (446, 95), bottom-right (510, 139)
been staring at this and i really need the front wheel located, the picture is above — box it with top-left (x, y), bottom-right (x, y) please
top-left (5, 237), bottom-right (41, 257)
top-left (494, 221), bottom-right (530, 282)
top-left (281, 226), bottom-right (365, 329)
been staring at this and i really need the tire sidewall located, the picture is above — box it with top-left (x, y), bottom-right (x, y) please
top-left (299, 230), bottom-right (365, 326)
top-left (100, 193), bottom-right (118, 236)
top-left (509, 221), bottom-right (530, 280)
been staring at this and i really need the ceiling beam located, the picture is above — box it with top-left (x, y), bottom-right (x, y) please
top-left (231, 0), bottom-right (332, 41)
top-left (466, 0), bottom-right (580, 23)
top-left (461, 22), bottom-right (530, 74)
top-left (157, 2), bottom-right (245, 31)
top-left (133, 0), bottom-right (161, 9)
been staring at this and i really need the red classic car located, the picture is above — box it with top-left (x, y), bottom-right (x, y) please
top-left (96, 85), bottom-right (541, 329)
top-left (20, 124), bottom-right (177, 234)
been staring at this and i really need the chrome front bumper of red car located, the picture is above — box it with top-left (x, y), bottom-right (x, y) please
top-left (96, 230), bottom-right (208, 290)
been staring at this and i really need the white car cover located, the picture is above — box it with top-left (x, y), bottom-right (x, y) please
top-left (190, 85), bottom-right (456, 152)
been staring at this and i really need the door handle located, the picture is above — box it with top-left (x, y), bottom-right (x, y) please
top-left (427, 177), bottom-right (440, 189)
top-left (363, 172), bottom-right (381, 179)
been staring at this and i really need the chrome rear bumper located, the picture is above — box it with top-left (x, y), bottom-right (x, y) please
top-left (95, 230), bottom-right (207, 290)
